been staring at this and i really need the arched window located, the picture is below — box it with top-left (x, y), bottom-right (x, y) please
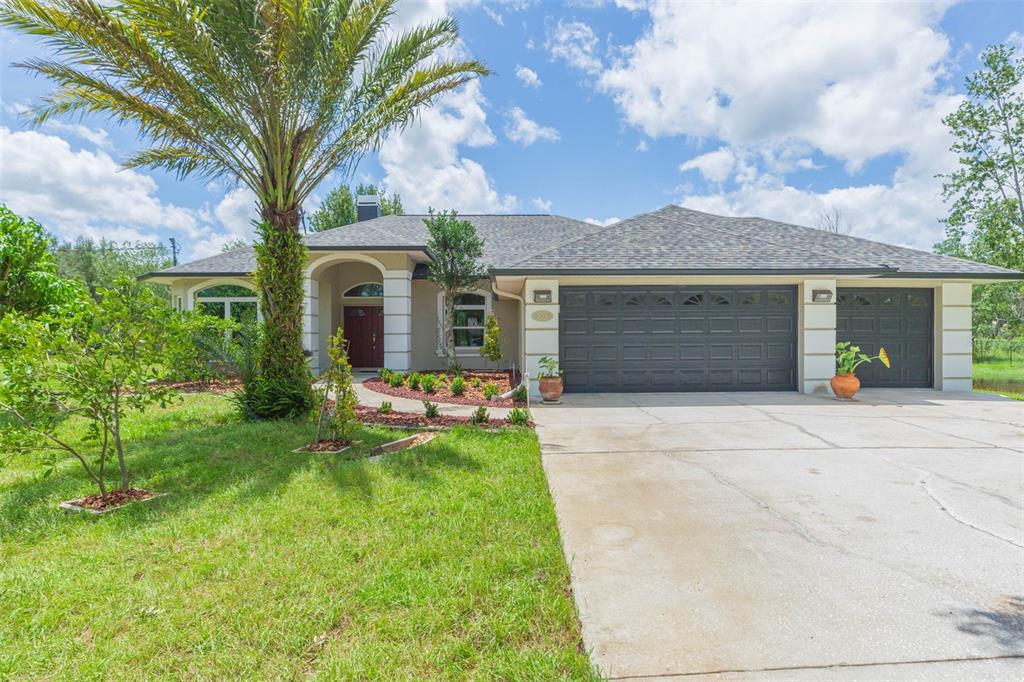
top-left (194, 283), bottom-right (259, 324)
top-left (343, 282), bottom-right (384, 297)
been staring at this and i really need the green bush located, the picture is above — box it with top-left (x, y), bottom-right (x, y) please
top-left (235, 376), bottom-right (312, 421)
top-left (450, 376), bottom-right (466, 396)
top-left (470, 405), bottom-right (489, 424)
top-left (379, 401), bottom-right (393, 414)
top-left (388, 372), bottom-right (405, 388)
top-left (407, 372), bottom-right (422, 390)
top-left (379, 368), bottom-right (395, 384)
top-left (470, 377), bottom-right (482, 388)
top-left (482, 382), bottom-right (500, 400)
top-left (506, 407), bottom-right (531, 426)
top-left (420, 375), bottom-right (437, 393)
top-left (511, 385), bottom-right (528, 403)
top-left (422, 400), bottom-right (440, 418)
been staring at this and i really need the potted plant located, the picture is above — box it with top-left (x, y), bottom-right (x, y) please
top-left (832, 342), bottom-right (891, 399)
top-left (537, 356), bottom-right (563, 402)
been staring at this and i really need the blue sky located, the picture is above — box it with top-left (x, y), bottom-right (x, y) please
top-left (1, 0), bottom-right (1022, 261)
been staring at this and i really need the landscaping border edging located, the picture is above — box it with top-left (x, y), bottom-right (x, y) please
top-left (59, 492), bottom-right (168, 515)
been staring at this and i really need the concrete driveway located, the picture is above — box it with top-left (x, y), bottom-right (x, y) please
top-left (535, 390), bottom-right (1024, 680)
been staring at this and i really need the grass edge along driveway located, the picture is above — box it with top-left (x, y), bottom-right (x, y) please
top-left (0, 394), bottom-right (596, 680)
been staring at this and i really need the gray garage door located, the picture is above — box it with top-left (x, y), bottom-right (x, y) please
top-left (836, 288), bottom-right (933, 388)
top-left (559, 286), bottom-right (797, 392)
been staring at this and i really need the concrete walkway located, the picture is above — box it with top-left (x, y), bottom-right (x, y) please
top-left (535, 389), bottom-right (1024, 680)
top-left (352, 371), bottom-right (513, 418)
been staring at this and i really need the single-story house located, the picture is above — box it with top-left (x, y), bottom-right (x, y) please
top-left (143, 197), bottom-right (1023, 396)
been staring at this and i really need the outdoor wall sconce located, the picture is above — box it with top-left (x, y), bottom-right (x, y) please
top-left (533, 290), bottom-right (552, 303)
top-left (811, 289), bottom-right (834, 303)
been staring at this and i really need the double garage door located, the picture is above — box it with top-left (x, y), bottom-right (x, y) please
top-left (558, 285), bottom-right (933, 393)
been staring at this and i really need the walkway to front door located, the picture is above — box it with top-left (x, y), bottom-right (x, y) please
top-left (343, 305), bottom-right (383, 367)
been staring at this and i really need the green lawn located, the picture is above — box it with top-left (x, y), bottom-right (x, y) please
top-left (0, 395), bottom-right (594, 679)
top-left (974, 359), bottom-right (1024, 400)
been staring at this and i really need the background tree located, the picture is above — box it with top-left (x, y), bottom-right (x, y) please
top-left (309, 183), bottom-right (403, 232)
top-left (53, 237), bottom-right (172, 300)
top-left (814, 206), bottom-right (852, 235)
top-left (936, 43), bottom-right (1024, 338)
top-left (221, 239), bottom-right (250, 253)
top-left (0, 205), bottom-right (81, 319)
top-left (425, 210), bottom-right (485, 371)
top-left (2, 0), bottom-right (488, 415)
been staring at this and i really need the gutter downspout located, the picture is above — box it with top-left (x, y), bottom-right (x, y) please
top-left (492, 280), bottom-right (529, 406)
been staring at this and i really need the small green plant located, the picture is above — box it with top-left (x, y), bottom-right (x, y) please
top-left (482, 382), bottom-right (500, 400)
top-left (835, 342), bottom-right (891, 376)
top-left (438, 373), bottom-right (448, 384)
top-left (388, 371), bottom-right (405, 388)
top-left (451, 376), bottom-right (466, 396)
top-left (538, 356), bottom-right (560, 378)
top-left (378, 400), bottom-right (393, 414)
top-left (420, 375), bottom-right (437, 393)
top-left (470, 377), bottom-right (482, 388)
top-left (407, 372), bottom-right (422, 390)
top-left (313, 328), bottom-right (359, 444)
top-left (506, 407), bottom-right (531, 426)
top-left (470, 405), bottom-right (489, 424)
top-left (422, 400), bottom-right (440, 418)
top-left (379, 368), bottom-right (395, 384)
top-left (480, 313), bottom-right (503, 365)
top-left (511, 385), bottom-right (528, 403)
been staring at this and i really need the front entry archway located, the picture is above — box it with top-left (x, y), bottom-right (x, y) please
top-left (344, 305), bottom-right (384, 367)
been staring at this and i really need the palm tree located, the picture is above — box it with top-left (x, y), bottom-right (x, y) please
top-left (1, 0), bottom-right (488, 403)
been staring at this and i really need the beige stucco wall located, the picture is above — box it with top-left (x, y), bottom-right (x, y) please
top-left (410, 279), bottom-right (521, 371)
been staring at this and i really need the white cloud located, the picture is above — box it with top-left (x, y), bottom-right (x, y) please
top-left (43, 120), bottom-right (112, 149)
top-left (584, 216), bottom-right (620, 227)
top-left (515, 64), bottom-right (542, 88)
top-left (635, 139), bottom-right (648, 152)
top-left (531, 197), bottom-right (552, 211)
top-left (482, 5), bottom-right (504, 26)
top-left (0, 126), bottom-right (254, 260)
top-left (504, 106), bottom-right (560, 146)
top-left (379, 81), bottom-right (517, 213)
top-left (546, 19), bottom-right (602, 74)
top-left (679, 146), bottom-right (735, 184)
top-left (584, 1), bottom-right (965, 249)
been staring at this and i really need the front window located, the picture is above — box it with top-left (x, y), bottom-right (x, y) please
top-left (437, 290), bottom-right (491, 353)
top-left (343, 282), bottom-right (384, 297)
top-left (194, 284), bottom-right (259, 325)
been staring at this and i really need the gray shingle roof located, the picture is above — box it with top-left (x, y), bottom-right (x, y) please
top-left (146, 206), bottom-right (1022, 279)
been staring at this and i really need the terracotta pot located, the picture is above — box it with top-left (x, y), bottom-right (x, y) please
top-left (831, 373), bottom-right (860, 399)
top-left (538, 376), bottom-right (564, 402)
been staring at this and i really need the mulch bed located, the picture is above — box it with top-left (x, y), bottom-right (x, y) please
top-left (355, 405), bottom-right (530, 429)
top-left (64, 488), bottom-right (154, 512)
top-left (298, 439), bottom-right (353, 453)
top-left (364, 370), bottom-right (524, 407)
top-left (152, 378), bottom-right (242, 394)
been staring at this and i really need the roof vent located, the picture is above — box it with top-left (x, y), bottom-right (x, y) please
top-left (357, 194), bottom-right (381, 222)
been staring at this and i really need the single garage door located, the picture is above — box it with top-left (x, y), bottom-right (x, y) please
top-left (836, 288), bottom-right (933, 388)
top-left (559, 286), bottom-right (797, 392)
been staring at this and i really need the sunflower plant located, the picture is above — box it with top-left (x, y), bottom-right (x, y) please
top-left (835, 342), bottom-right (891, 376)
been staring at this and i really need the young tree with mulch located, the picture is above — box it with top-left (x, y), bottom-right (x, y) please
top-left (425, 210), bottom-right (486, 371)
top-left (480, 314), bottom-right (503, 368)
top-left (314, 328), bottom-right (359, 446)
top-left (0, 277), bottom-right (191, 498)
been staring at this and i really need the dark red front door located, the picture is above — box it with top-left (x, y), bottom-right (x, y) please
top-left (343, 306), bottom-right (384, 367)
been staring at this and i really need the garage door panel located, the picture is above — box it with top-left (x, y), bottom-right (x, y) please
top-left (837, 287), bottom-right (932, 389)
top-left (560, 286), bottom-right (796, 392)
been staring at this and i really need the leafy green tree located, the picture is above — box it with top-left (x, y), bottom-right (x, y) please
top-left (221, 238), bottom-right (250, 252)
top-left (0, 205), bottom-right (82, 319)
top-left (2, 0), bottom-right (488, 413)
top-left (936, 43), bottom-right (1024, 338)
top-left (425, 209), bottom-right (486, 370)
top-left (308, 183), bottom-right (403, 232)
top-left (480, 313), bottom-right (502, 365)
top-left (0, 277), bottom-right (189, 496)
top-left (53, 237), bottom-right (172, 300)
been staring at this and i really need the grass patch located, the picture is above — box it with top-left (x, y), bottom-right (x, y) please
top-left (0, 394), bottom-right (594, 679)
top-left (974, 360), bottom-right (1024, 400)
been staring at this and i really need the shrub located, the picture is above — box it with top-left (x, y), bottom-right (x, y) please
top-left (311, 328), bottom-right (359, 443)
top-left (511, 385), bottom-right (528, 403)
top-left (237, 375), bottom-right (314, 421)
top-left (450, 376), bottom-right (466, 396)
top-left (470, 377), bottom-right (482, 388)
top-left (420, 375), bottom-right (437, 393)
top-left (506, 407), bottom-right (531, 426)
top-left (438, 373), bottom-right (448, 384)
top-left (388, 371), bottom-right (405, 388)
top-left (379, 400), bottom-right (393, 414)
top-left (422, 400), bottom-right (440, 418)
top-left (482, 382), bottom-right (500, 400)
top-left (407, 372), bottom-right (422, 390)
top-left (480, 313), bottom-right (502, 364)
top-left (379, 368), bottom-right (395, 384)
top-left (470, 405), bottom-right (489, 424)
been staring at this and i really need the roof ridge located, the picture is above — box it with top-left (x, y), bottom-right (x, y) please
top-left (660, 205), bottom-right (882, 269)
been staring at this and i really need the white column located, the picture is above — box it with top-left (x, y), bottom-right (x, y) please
top-left (937, 282), bottom-right (972, 392)
top-left (523, 279), bottom-right (560, 397)
top-left (383, 269), bottom-right (412, 371)
top-left (800, 279), bottom-right (837, 394)
top-left (302, 276), bottom-right (320, 373)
